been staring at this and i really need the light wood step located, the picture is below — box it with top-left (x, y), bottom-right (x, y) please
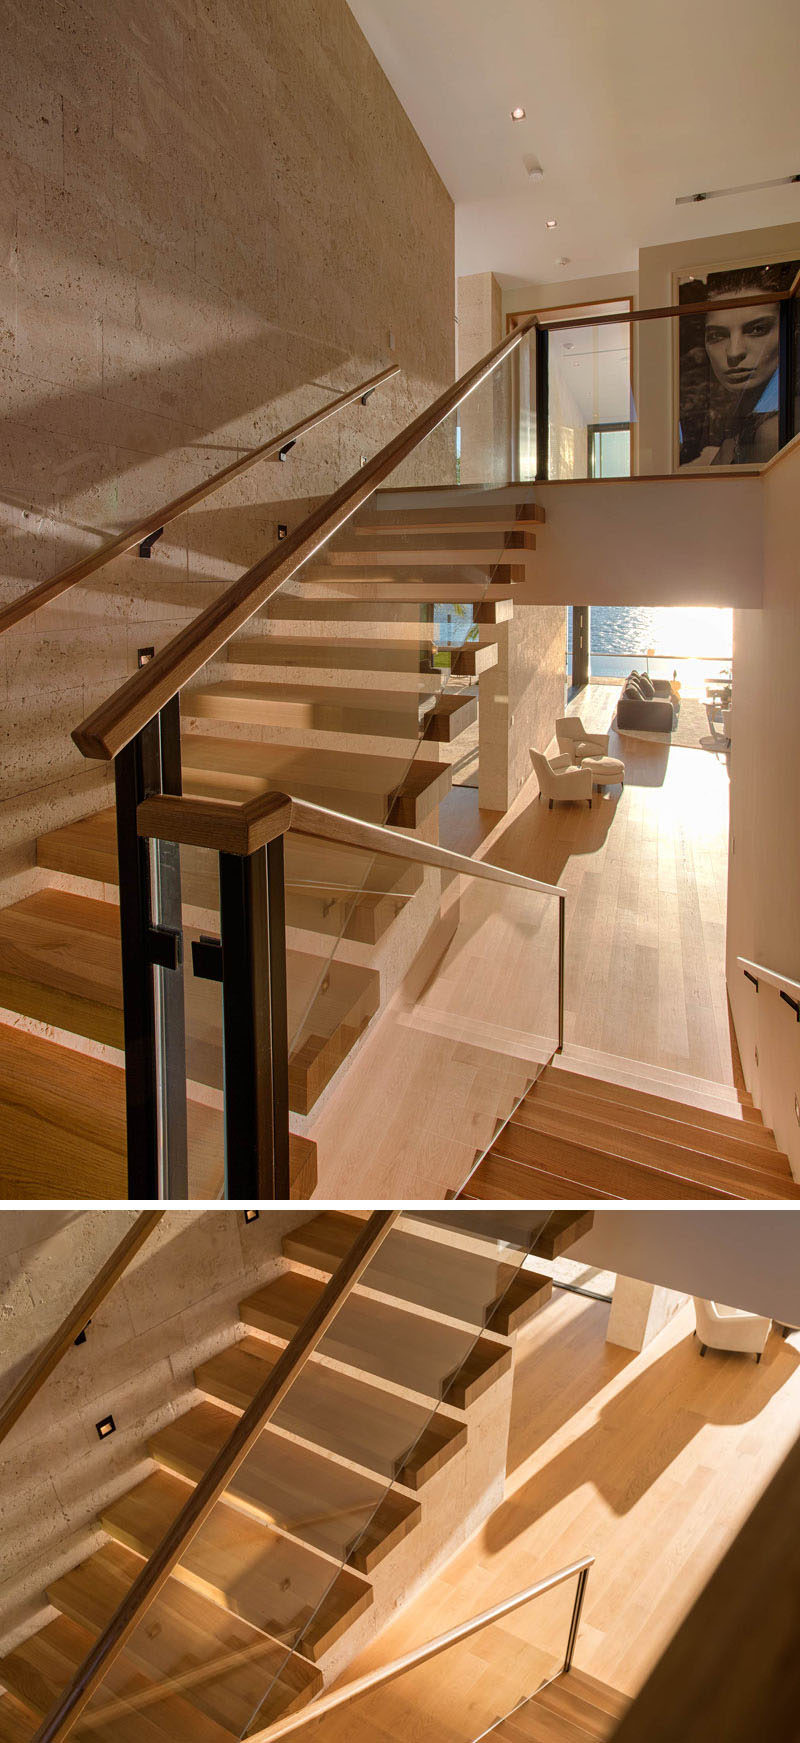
top-left (415, 1210), bottom-right (594, 1261)
top-left (37, 806), bottom-right (421, 949)
top-left (459, 1153), bottom-right (614, 1200)
top-left (537, 1668), bottom-right (630, 1734)
top-left (0, 1023), bottom-right (248, 1200)
top-left (0, 1611), bottom-right (233, 1743)
top-left (0, 1694), bottom-right (35, 1743)
top-left (240, 1270), bottom-right (513, 1408)
top-left (355, 505), bottom-right (545, 532)
top-left (531, 1079), bottom-right (786, 1172)
top-left (320, 538), bottom-right (536, 565)
top-left (228, 638), bottom-right (442, 688)
top-left (482, 1122), bottom-right (740, 1198)
top-left (46, 1541), bottom-right (322, 1733)
top-left (180, 735), bottom-right (452, 827)
top-left (194, 1337), bottom-right (466, 1490)
top-left (515, 1092), bottom-right (797, 1196)
top-left (186, 681), bottom-right (438, 739)
top-left (425, 693), bottom-right (478, 742)
top-left (295, 579), bottom-right (518, 604)
top-left (474, 597), bottom-right (514, 623)
top-left (545, 1064), bottom-right (777, 1146)
top-left (282, 1212), bottom-right (553, 1333)
top-left (444, 640), bottom-right (499, 676)
top-left (100, 1470), bottom-right (372, 1659)
top-left (0, 888), bottom-right (378, 1118)
top-left (149, 1400), bottom-right (421, 1571)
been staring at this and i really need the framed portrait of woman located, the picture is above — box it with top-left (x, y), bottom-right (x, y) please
top-left (674, 258), bottom-right (798, 470)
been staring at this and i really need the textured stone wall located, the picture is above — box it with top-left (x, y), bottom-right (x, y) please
top-left (0, 0), bottom-right (455, 898)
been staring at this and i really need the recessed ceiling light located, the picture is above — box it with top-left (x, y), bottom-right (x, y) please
top-left (545, 218), bottom-right (558, 229)
top-left (511, 106), bottom-right (526, 121)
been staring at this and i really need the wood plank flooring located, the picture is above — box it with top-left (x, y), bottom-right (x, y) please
top-left (310, 682), bottom-right (741, 1197)
top-left (332, 1294), bottom-right (800, 1704)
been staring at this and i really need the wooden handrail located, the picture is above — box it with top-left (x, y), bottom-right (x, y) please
top-left (0, 366), bottom-right (398, 637)
top-left (247, 1558), bottom-right (595, 1743)
top-left (72, 314), bottom-right (539, 762)
top-left (135, 789), bottom-right (568, 900)
top-left (534, 290), bottom-right (794, 333)
top-left (31, 1210), bottom-right (399, 1743)
top-left (0, 1212), bottom-right (163, 1450)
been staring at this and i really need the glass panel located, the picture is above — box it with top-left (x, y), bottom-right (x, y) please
top-left (248, 1570), bottom-right (580, 1743)
top-left (176, 841), bottom-right (226, 1199)
top-left (71, 1210), bottom-right (555, 1743)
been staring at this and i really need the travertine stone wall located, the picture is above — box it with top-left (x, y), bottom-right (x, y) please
top-left (0, 1206), bottom-right (313, 1646)
top-left (0, 0), bottom-right (454, 899)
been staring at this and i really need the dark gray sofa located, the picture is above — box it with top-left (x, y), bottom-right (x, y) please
top-left (616, 673), bottom-right (677, 733)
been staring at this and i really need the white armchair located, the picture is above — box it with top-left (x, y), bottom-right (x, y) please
top-left (693, 1297), bottom-right (771, 1363)
top-left (555, 716), bottom-right (610, 762)
top-left (530, 748), bottom-right (593, 809)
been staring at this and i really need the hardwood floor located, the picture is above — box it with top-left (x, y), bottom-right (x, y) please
top-left (334, 1292), bottom-right (800, 1703)
top-left (311, 682), bottom-right (739, 1197)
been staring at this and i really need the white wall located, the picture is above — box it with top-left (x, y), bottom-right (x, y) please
top-left (726, 435), bottom-right (800, 1177)
top-left (569, 1210), bottom-right (800, 1327)
top-left (512, 476), bottom-right (763, 607)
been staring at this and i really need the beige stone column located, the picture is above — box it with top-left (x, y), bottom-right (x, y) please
top-left (607, 1274), bottom-right (689, 1353)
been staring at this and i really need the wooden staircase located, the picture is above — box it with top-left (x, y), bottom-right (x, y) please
top-left (491, 1669), bottom-right (630, 1741)
top-left (460, 1055), bottom-right (800, 1201)
top-left (0, 485), bottom-right (544, 1196)
top-left (0, 1209), bottom-right (590, 1743)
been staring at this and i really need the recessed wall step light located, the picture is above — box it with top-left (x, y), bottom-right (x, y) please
top-left (545, 218), bottom-right (558, 229)
top-left (511, 106), bottom-right (526, 121)
top-left (96, 1415), bottom-right (116, 1440)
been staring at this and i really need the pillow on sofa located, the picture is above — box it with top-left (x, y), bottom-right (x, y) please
top-left (623, 681), bottom-right (643, 700)
top-left (637, 673), bottom-right (655, 699)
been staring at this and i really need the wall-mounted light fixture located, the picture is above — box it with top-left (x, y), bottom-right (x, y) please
top-left (243, 1209), bottom-right (260, 1224)
top-left (510, 106), bottom-right (526, 121)
top-left (96, 1415), bottom-right (116, 1440)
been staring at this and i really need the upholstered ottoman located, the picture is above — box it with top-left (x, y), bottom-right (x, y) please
top-left (582, 755), bottom-right (625, 792)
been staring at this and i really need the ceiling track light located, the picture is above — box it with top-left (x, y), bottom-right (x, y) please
top-left (676, 172), bottom-right (800, 205)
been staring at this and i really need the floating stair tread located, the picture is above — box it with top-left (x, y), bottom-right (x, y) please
top-left (460, 1156), bottom-right (614, 1201)
top-left (486, 1121), bottom-right (739, 1198)
top-left (149, 1400), bottom-right (421, 1570)
top-left (46, 1541), bottom-right (322, 1733)
top-left (0, 889), bottom-right (378, 1113)
top-left (283, 1212), bottom-right (552, 1334)
top-left (530, 1080), bottom-right (787, 1173)
top-left (546, 1061), bottom-right (772, 1138)
top-left (181, 735), bottom-right (451, 827)
top-left (515, 1093), bottom-right (795, 1193)
top-left (0, 1611), bottom-right (232, 1743)
top-left (0, 1694), bottom-right (36, 1743)
top-left (0, 1023), bottom-right (127, 1198)
top-left (100, 1470), bottom-right (371, 1659)
top-left (187, 681), bottom-right (437, 730)
top-left (426, 694), bottom-right (478, 741)
top-left (445, 640), bottom-right (499, 676)
top-left (319, 541), bottom-right (536, 565)
top-left (414, 1210), bottom-right (594, 1262)
top-left (241, 1270), bottom-right (512, 1409)
top-left (228, 638), bottom-right (441, 680)
top-left (195, 1337), bottom-right (466, 1490)
top-left (354, 506), bottom-right (545, 531)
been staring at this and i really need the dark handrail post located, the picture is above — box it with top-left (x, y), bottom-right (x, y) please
top-left (557, 894), bottom-right (566, 1053)
top-left (535, 324), bottom-right (550, 481)
top-left (563, 1565), bottom-right (589, 1672)
top-left (218, 840), bottom-right (291, 1198)
top-left (778, 295), bottom-right (796, 452)
top-left (115, 698), bottom-right (188, 1197)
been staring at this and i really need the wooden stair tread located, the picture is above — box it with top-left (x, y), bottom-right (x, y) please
top-left (195, 1337), bottom-right (466, 1490)
top-left (149, 1400), bottom-right (421, 1571)
top-left (545, 1669), bottom-right (630, 1722)
top-left (0, 1694), bottom-right (36, 1743)
top-left (460, 1155), bottom-right (614, 1200)
top-left (530, 1080), bottom-right (787, 1173)
top-left (319, 540), bottom-right (536, 565)
top-left (228, 638), bottom-right (442, 684)
top-left (46, 1540), bottom-right (322, 1733)
top-left (283, 1212), bottom-right (552, 1334)
top-left (181, 735), bottom-right (452, 827)
top-left (0, 889), bottom-right (378, 1116)
top-left (415, 1210), bottom-right (594, 1261)
top-left (443, 640), bottom-right (499, 676)
top-left (545, 1064), bottom-right (776, 1146)
top-left (515, 1092), bottom-right (794, 1191)
top-left (187, 681), bottom-right (438, 738)
top-left (484, 1121), bottom-right (738, 1199)
top-left (0, 1611), bottom-right (233, 1743)
top-left (354, 506), bottom-right (545, 531)
top-left (425, 693), bottom-right (478, 741)
top-left (100, 1470), bottom-right (372, 1659)
top-left (241, 1270), bottom-right (512, 1408)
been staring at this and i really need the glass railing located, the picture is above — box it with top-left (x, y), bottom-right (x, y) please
top-left (520, 283), bottom-right (798, 479)
top-left (243, 1559), bottom-right (593, 1743)
top-left (37, 1208), bottom-right (561, 1743)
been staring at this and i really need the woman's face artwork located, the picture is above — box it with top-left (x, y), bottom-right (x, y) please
top-left (703, 299), bottom-right (781, 398)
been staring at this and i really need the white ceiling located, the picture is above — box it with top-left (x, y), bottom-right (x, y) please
top-left (348, 0), bottom-right (800, 285)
